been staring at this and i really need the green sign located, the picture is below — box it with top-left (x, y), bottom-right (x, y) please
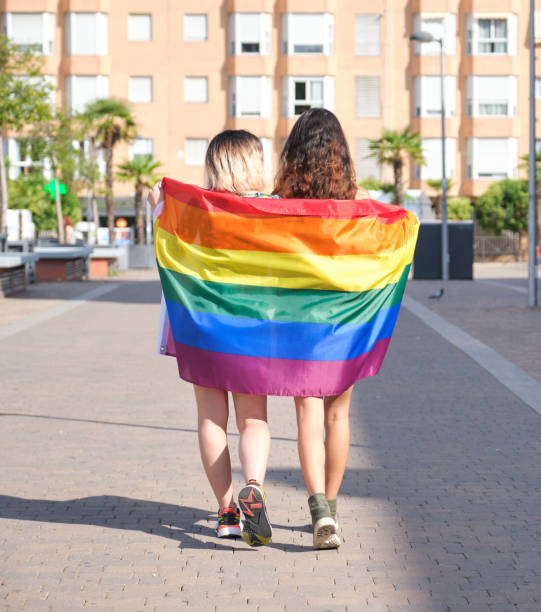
top-left (43, 179), bottom-right (67, 201)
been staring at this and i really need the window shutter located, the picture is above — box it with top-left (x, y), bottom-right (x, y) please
top-left (97, 75), bottom-right (109, 100)
top-left (444, 77), bottom-right (456, 116)
top-left (7, 139), bottom-right (20, 180)
top-left (478, 139), bottom-right (508, 177)
top-left (412, 14), bottom-right (421, 55)
top-left (355, 77), bottom-right (380, 118)
top-left (282, 76), bottom-right (291, 116)
top-left (466, 15), bottom-right (475, 55)
top-left (229, 14), bottom-right (236, 54)
top-left (466, 76), bottom-right (475, 116)
top-left (44, 13), bottom-right (55, 55)
top-left (508, 13), bottom-right (517, 55)
top-left (323, 76), bottom-right (334, 112)
top-left (508, 138), bottom-right (518, 178)
top-left (509, 76), bottom-right (517, 116)
top-left (355, 15), bottom-right (380, 56)
top-left (261, 77), bottom-right (272, 118)
top-left (281, 14), bottom-right (288, 55)
top-left (444, 14), bottom-right (456, 55)
top-left (323, 13), bottom-right (334, 56)
top-left (97, 13), bottom-right (108, 55)
top-left (262, 14), bottom-right (271, 55)
top-left (355, 139), bottom-right (379, 179)
top-left (185, 139), bottom-right (208, 166)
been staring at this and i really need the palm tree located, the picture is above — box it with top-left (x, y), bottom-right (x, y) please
top-left (83, 99), bottom-right (137, 243)
top-left (368, 126), bottom-right (424, 207)
top-left (116, 155), bottom-right (161, 244)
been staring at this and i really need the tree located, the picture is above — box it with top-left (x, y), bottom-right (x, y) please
top-left (30, 108), bottom-right (81, 242)
top-left (520, 152), bottom-right (541, 248)
top-left (116, 155), bottom-right (161, 244)
top-left (476, 179), bottom-right (529, 259)
top-left (83, 99), bottom-right (137, 244)
top-left (8, 172), bottom-right (81, 231)
top-left (0, 34), bottom-right (53, 235)
top-left (368, 126), bottom-right (424, 207)
top-left (426, 178), bottom-right (455, 218)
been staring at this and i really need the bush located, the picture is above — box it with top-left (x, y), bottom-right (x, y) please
top-left (475, 179), bottom-right (528, 236)
top-left (357, 176), bottom-right (395, 193)
top-left (447, 197), bottom-right (472, 220)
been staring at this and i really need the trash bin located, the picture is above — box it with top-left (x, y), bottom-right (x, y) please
top-left (413, 221), bottom-right (473, 280)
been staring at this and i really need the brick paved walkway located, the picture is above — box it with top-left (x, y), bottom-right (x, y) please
top-left (1, 267), bottom-right (540, 611)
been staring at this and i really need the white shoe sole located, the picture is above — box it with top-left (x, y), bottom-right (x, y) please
top-left (215, 524), bottom-right (242, 538)
top-left (313, 517), bottom-right (340, 549)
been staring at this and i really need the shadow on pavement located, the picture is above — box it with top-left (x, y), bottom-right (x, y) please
top-left (0, 494), bottom-right (254, 552)
top-left (0, 494), bottom-right (316, 553)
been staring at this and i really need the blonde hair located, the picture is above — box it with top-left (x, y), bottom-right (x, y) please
top-left (204, 130), bottom-right (265, 193)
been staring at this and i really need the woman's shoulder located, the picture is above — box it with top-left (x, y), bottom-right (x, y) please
top-left (355, 186), bottom-right (371, 200)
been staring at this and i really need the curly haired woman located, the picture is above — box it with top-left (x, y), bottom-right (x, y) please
top-left (273, 108), bottom-right (369, 549)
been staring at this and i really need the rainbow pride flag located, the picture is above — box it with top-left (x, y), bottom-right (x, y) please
top-left (155, 178), bottom-right (419, 397)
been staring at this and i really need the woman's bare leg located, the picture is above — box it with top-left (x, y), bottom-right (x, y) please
top-left (295, 396), bottom-right (325, 496)
top-left (323, 386), bottom-right (353, 500)
top-left (194, 384), bottom-right (233, 510)
top-left (233, 393), bottom-right (270, 484)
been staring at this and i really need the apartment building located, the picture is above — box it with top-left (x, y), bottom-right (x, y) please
top-left (1, 0), bottom-right (538, 199)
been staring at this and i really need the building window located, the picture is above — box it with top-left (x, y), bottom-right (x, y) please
top-left (478, 19), bottom-right (507, 54)
top-left (184, 77), bottom-right (208, 103)
top-left (184, 14), bottom-right (207, 42)
top-left (414, 76), bottom-right (456, 117)
top-left (5, 138), bottom-right (48, 180)
top-left (130, 137), bottom-right (153, 161)
top-left (229, 13), bottom-right (271, 55)
top-left (416, 138), bottom-right (456, 181)
top-left (66, 12), bottom-right (108, 56)
top-left (466, 138), bottom-right (517, 179)
top-left (412, 14), bottom-right (456, 56)
top-left (282, 13), bottom-right (334, 55)
top-left (66, 75), bottom-right (109, 113)
top-left (2, 12), bottom-right (55, 55)
top-left (354, 15), bottom-right (380, 56)
top-left (466, 15), bottom-right (516, 56)
top-left (185, 139), bottom-right (208, 166)
top-left (129, 77), bottom-right (152, 103)
top-left (230, 76), bottom-right (271, 118)
top-left (466, 76), bottom-right (516, 117)
top-left (260, 137), bottom-right (272, 180)
top-left (128, 14), bottom-right (151, 41)
top-left (355, 77), bottom-right (380, 118)
top-left (355, 139), bottom-right (379, 180)
top-left (283, 76), bottom-right (334, 117)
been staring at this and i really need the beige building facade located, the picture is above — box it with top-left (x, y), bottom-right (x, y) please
top-left (1, 0), bottom-right (540, 199)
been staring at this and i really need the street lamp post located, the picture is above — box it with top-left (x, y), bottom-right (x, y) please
top-left (528, 0), bottom-right (538, 307)
top-left (410, 30), bottom-right (449, 281)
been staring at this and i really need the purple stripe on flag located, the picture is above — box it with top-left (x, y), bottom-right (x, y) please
top-left (173, 337), bottom-right (392, 397)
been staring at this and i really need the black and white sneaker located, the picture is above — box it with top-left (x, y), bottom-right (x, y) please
top-left (238, 481), bottom-right (272, 546)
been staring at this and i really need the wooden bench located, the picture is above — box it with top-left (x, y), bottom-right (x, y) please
top-left (34, 247), bottom-right (93, 282)
top-left (0, 253), bottom-right (40, 297)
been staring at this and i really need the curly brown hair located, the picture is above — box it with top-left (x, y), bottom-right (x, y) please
top-left (273, 108), bottom-right (357, 200)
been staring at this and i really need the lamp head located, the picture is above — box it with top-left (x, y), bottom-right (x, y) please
top-left (410, 31), bottom-right (436, 43)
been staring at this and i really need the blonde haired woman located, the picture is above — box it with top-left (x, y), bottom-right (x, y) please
top-left (149, 130), bottom-right (273, 546)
